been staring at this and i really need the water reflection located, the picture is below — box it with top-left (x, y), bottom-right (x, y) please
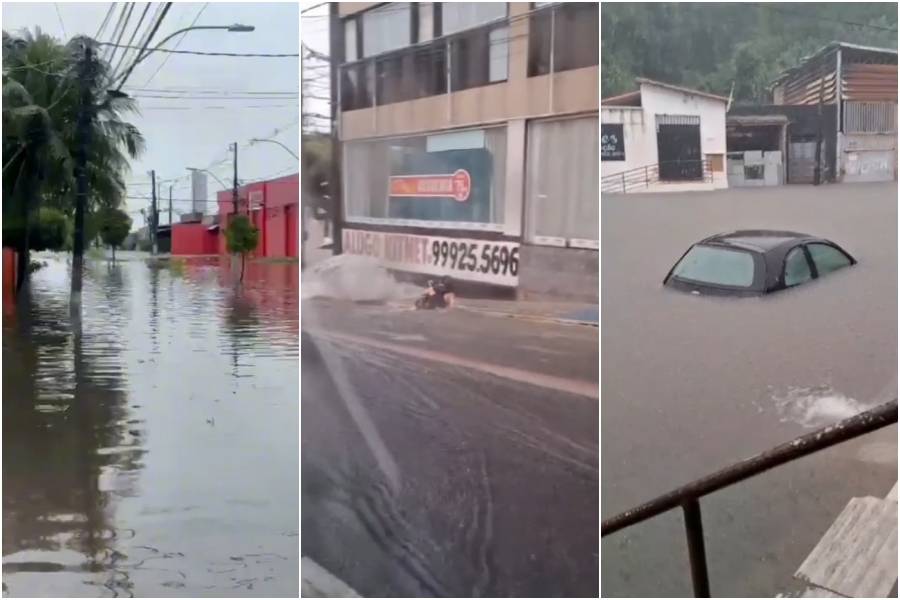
top-left (3, 254), bottom-right (298, 597)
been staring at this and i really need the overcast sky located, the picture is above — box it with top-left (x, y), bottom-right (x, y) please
top-left (2, 2), bottom-right (299, 227)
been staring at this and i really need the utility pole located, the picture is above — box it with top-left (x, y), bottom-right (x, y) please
top-left (232, 142), bottom-right (240, 215)
top-left (814, 57), bottom-right (827, 186)
top-left (72, 42), bottom-right (94, 299)
top-left (328, 1), bottom-right (343, 254)
top-left (150, 170), bottom-right (158, 255)
top-left (168, 185), bottom-right (173, 228)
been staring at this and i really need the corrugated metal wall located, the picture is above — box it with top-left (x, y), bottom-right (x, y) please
top-left (781, 54), bottom-right (838, 106)
top-left (843, 101), bottom-right (897, 133)
top-left (841, 63), bottom-right (897, 103)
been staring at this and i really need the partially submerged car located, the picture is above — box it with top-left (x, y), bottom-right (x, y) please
top-left (664, 230), bottom-right (856, 296)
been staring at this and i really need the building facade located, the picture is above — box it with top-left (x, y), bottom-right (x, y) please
top-left (601, 79), bottom-right (729, 193)
top-left (332, 2), bottom-right (599, 300)
top-left (172, 173), bottom-right (299, 258)
top-left (769, 42), bottom-right (897, 183)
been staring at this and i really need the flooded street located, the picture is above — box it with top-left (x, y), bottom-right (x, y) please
top-left (3, 254), bottom-right (299, 597)
top-left (302, 299), bottom-right (598, 597)
top-left (601, 183), bottom-right (898, 597)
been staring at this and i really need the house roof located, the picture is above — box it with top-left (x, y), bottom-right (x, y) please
top-left (727, 114), bottom-right (790, 126)
top-left (769, 41), bottom-right (898, 88)
top-left (636, 78), bottom-right (729, 102)
top-left (601, 90), bottom-right (641, 106)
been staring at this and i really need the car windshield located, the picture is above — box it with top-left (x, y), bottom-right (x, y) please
top-left (671, 245), bottom-right (755, 287)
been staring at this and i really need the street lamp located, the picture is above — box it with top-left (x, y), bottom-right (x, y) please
top-left (186, 167), bottom-right (229, 190)
top-left (249, 138), bottom-right (299, 160)
top-left (115, 23), bottom-right (255, 85)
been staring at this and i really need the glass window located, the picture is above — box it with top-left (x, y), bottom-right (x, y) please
top-left (528, 3), bottom-right (598, 76)
top-left (344, 18), bottom-right (357, 62)
top-left (362, 3), bottom-right (411, 57)
top-left (489, 26), bottom-right (509, 82)
top-left (672, 246), bottom-right (755, 287)
top-left (784, 247), bottom-right (812, 286)
top-left (344, 128), bottom-right (507, 227)
top-left (418, 2), bottom-right (434, 42)
top-left (808, 243), bottom-right (852, 276)
top-left (442, 2), bottom-right (506, 34)
top-left (526, 117), bottom-right (599, 243)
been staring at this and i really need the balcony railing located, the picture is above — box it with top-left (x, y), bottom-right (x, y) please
top-left (339, 3), bottom-right (598, 113)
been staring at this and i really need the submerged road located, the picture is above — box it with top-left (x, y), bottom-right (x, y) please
top-left (301, 299), bottom-right (599, 597)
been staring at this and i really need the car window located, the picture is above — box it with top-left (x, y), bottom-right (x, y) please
top-left (784, 247), bottom-right (812, 287)
top-left (807, 243), bottom-right (852, 276)
top-left (671, 245), bottom-right (755, 287)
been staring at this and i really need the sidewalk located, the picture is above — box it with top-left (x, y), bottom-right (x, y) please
top-left (780, 481), bottom-right (897, 598)
top-left (451, 297), bottom-right (599, 327)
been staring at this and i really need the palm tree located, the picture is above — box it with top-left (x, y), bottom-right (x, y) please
top-left (3, 28), bottom-right (73, 289)
top-left (2, 29), bottom-right (145, 291)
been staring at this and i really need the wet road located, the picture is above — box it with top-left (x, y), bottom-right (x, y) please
top-left (301, 299), bottom-right (599, 597)
top-left (601, 183), bottom-right (898, 597)
top-left (3, 254), bottom-right (299, 597)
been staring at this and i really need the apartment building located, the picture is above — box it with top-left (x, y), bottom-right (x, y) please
top-left (331, 2), bottom-right (599, 300)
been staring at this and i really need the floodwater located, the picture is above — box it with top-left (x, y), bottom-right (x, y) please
top-left (2, 254), bottom-right (299, 597)
top-left (601, 183), bottom-right (898, 597)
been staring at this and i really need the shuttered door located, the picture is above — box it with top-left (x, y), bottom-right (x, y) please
top-left (656, 115), bottom-right (702, 181)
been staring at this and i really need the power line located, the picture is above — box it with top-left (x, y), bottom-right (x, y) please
top-left (97, 42), bottom-right (300, 58)
top-left (94, 3), bottom-right (116, 40)
top-left (54, 3), bottom-right (67, 39)
top-left (140, 104), bottom-right (295, 110)
top-left (124, 86), bottom-right (298, 95)
top-left (749, 3), bottom-right (898, 33)
top-left (131, 93), bottom-right (297, 100)
top-left (114, 2), bottom-right (173, 90)
top-left (102, 3), bottom-right (132, 66)
top-left (111, 3), bottom-right (151, 82)
top-left (141, 2), bottom-right (209, 87)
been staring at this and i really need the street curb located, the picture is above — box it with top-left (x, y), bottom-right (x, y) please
top-left (301, 557), bottom-right (360, 598)
top-left (455, 305), bottom-right (599, 328)
top-left (385, 301), bottom-right (599, 328)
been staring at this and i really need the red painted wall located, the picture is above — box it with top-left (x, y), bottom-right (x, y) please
top-left (4, 248), bottom-right (17, 296)
top-left (217, 173), bottom-right (299, 259)
top-left (172, 223), bottom-right (218, 255)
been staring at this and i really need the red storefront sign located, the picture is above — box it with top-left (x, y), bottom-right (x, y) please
top-left (389, 169), bottom-right (472, 202)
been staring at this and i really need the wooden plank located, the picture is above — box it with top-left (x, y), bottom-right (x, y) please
top-left (796, 497), bottom-right (897, 598)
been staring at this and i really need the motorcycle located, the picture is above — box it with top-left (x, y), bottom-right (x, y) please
top-left (414, 277), bottom-right (456, 310)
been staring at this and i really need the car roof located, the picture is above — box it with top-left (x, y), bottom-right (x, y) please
top-left (699, 230), bottom-right (818, 253)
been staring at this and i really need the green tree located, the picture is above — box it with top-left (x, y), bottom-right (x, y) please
top-left (2, 29), bottom-right (145, 291)
top-left (96, 207), bottom-right (131, 261)
top-left (225, 215), bottom-right (259, 282)
top-left (601, 3), bottom-right (898, 103)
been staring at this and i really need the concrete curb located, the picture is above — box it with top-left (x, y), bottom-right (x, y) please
top-left (301, 557), bottom-right (360, 598)
top-left (383, 301), bottom-right (599, 328)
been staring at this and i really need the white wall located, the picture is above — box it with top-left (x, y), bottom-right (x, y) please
top-left (602, 83), bottom-right (728, 189)
top-left (600, 107), bottom-right (654, 178)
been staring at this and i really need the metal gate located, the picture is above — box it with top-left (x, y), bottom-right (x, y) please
top-left (656, 115), bottom-right (702, 181)
top-left (787, 136), bottom-right (824, 184)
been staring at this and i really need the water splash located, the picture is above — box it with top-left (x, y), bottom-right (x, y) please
top-left (302, 254), bottom-right (420, 303)
top-left (770, 385), bottom-right (870, 428)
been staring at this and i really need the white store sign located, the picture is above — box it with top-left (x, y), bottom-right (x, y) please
top-left (342, 228), bottom-right (520, 287)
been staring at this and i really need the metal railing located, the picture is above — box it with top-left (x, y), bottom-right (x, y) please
top-left (601, 399), bottom-right (898, 597)
top-left (600, 159), bottom-right (713, 194)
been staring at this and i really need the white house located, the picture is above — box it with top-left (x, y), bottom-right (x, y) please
top-left (601, 78), bottom-right (729, 193)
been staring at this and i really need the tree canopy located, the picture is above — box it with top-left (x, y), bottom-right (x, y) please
top-left (225, 215), bottom-right (260, 282)
top-left (601, 3), bottom-right (898, 104)
top-left (2, 28), bottom-right (144, 286)
top-left (97, 206), bottom-right (131, 259)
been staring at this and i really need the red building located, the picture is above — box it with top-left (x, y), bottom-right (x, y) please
top-left (172, 173), bottom-right (299, 258)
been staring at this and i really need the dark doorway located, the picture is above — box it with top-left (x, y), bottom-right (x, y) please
top-left (656, 115), bottom-right (702, 181)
